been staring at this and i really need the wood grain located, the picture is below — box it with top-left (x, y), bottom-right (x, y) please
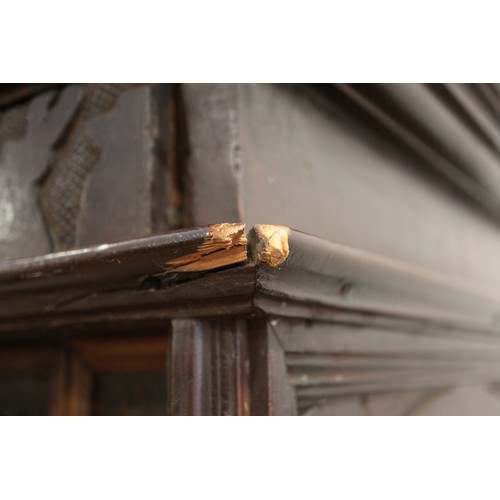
top-left (168, 318), bottom-right (250, 416)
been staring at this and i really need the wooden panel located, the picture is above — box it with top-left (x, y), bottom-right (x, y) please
top-left (0, 376), bottom-right (52, 416)
top-left (0, 83), bottom-right (172, 262)
top-left (181, 84), bottom-right (243, 225)
top-left (249, 319), bottom-right (296, 416)
top-left (301, 387), bottom-right (500, 416)
top-left (76, 85), bottom-right (156, 246)
top-left (93, 372), bottom-right (167, 416)
top-left (272, 318), bottom-right (500, 415)
top-left (0, 86), bottom-right (82, 260)
top-left (332, 84), bottom-right (500, 219)
top-left (0, 346), bottom-right (58, 375)
top-left (252, 227), bottom-right (500, 332)
top-left (69, 336), bottom-right (168, 373)
top-left (235, 83), bottom-right (500, 286)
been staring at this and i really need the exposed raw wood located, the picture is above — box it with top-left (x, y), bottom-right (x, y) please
top-left (165, 223), bottom-right (247, 272)
top-left (0, 224), bottom-right (255, 336)
top-left (5, 82), bottom-right (500, 416)
top-left (248, 225), bottom-right (290, 267)
top-left (2, 224), bottom-right (500, 340)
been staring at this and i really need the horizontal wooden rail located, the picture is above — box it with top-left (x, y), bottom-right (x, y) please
top-left (1, 223), bottom-right (500, 338)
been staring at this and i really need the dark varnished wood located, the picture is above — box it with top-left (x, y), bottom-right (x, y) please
top-left (168, 318), bottom-right (250, 416)
top-left (234, 84), bottom-right (500, 287)
top-left (249, 319), bottom-right (296, 416)
top-left (0, 84), bottom-right (173, 262)
top-left (181, 84), bottom-right (243, 226)
top-left (8, 83), bottom-right (500, 416)
top-left (49, 348), bottom-right (92, 416)
top-left (0, 84), bottom-right (59, 108)
top-left (2, 223), bottom-right (500, 342)
top-left (0, 224), bottom-right (253, 336)
top-left (271, 318), bottom-right (500, 415)
top-left (330, 83), bottom-right (500, 222)
top-left (252, 227), bottom-right (500, 333)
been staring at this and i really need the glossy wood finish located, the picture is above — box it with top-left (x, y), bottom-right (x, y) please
top-left (3, 223), bottom-right (500, 338)
top-left (253, 227), bottom-right (500, 332)
top-left (0, 224), bottom-right (254, 335)
top-left (2, 223), bottom-right (500, 337)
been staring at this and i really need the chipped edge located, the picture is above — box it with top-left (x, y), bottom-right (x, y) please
top-left (248, 225), bottom-right (290, 267)
top-left (164, 223), bottom-right (291, 273)
top-left (165, 223), bottom-right (247, 272)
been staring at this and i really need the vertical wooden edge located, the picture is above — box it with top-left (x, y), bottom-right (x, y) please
top-left (168, 319), bottom-right (210, 416)
top-left (168, 318), bottom-right (250, 416)
top-left (212, 318), bottom-right (250, 416)
top-left (49, 347), bottom-right (93, 416)
top-left (249, 319), bottom-right (296, 416)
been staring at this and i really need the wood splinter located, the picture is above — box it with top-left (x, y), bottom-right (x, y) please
top-left (248, 225), bottom-right (290, 267)
top-left (165, 223), bottom-right (291, 273)
top-left (165, 223), bottom-right (247, 272)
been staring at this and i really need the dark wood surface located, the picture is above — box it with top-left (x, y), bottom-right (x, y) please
top-left (330, 84), bottom-right (500, 221)
top-left (168, 318), bottom-right (249, 416)
top-left (253, 227), bottom-right (500, 331)
top-left (2, 223), bottom-right (500, 341)
top-left (3, 83), bottom-right (500, 416)
top-left (0, 334), bottom-right (169, 415)
top-left (181, 84), bottom-right (243, 226)
top-left (180, 84), bottom-right (500, 286)
top-left (0, 224), bottom-right (253, 336)
top-left (0, 84), bottom-right (173, 262)
top-left (272, 318), bottom-right (500, 414)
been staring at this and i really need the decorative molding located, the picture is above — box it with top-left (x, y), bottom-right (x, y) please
top-left (1, 224), bottom-right (500, 338)
top-left (272, 319), bottom-right (500, 415)
top-left (322, 83), bottom-right (500, 222)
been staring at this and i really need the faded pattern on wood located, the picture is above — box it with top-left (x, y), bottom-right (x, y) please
top-left (0, 83), bottom-right (168, 262)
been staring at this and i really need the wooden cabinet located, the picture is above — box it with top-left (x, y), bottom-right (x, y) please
top-left (2, 83), bottom-right (500, 415)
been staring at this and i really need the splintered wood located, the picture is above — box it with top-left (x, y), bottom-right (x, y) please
top-left (165, 223), bottom-right (248, 272)
top-left (249, 225), bottom-right (290, 267)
